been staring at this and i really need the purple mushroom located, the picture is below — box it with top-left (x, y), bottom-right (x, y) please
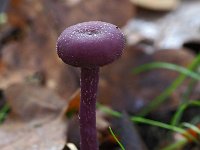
top-left (56, 21), bottom-right (125, 150)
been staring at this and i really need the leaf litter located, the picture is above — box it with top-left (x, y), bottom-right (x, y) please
top-left (0, 83), bottom-right (67, 150)
top-left (1, 0), bottom-right (200, 149)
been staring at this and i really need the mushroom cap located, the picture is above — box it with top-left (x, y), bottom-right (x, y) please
top-left (56, 21), bottom-right (125, 68)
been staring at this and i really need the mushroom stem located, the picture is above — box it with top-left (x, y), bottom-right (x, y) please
top-left (80, 67), bottom-right (99, 150)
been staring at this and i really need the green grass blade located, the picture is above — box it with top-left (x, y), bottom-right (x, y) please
top-left (133, 62), bottom-right (200, 81)
top-left (97, 103), bottom-right (198, 143)
top-left (171, 103), bottom-right (187, 126)
top-left (96, 103), bottom-right (122, 118)
top-left (161, 138), bottom-right (188, 150)
top-left (109, 127), bottom-right (125, 150)
top-left (0, 104), bottom-right (9, 124)
top-left (181, 80), bottom-right (197, 102)
top-left (171, 100), bottom-right (200, 126)
top-left (138, 53), bottom-right (200, 116)
top-left (182, 122), bottom-right (200, 135)
top-left (132, 117), bottom-right (198, 143)
top-left (138, 75), bottom-right (185, 116)
top-left (131, 116), bottom-right (186, 135)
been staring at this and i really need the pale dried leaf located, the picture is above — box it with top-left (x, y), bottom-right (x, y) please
top-left (125, 0), bottom-right (200, 49)
top-left (130, 0), bottom-right (179, 11)
top-left (0, 118), bottom-right (66, 150)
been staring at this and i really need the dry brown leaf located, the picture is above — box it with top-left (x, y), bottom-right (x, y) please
top-left (2, 0), bottom-right (78, 98)
top-left (4, 83), bottom-right (66, 122)
top-left (43, 0), bottom-right (134, 33)
top-left (0, 118), bottom-right (67, 150)
top-left (64, 89), bottom-right (80, 117)
top-left (0, 83), bottom-right (68, 150)
top-left (7, 0), bottom-right (28, 28)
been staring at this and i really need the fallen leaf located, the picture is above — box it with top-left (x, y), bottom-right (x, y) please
top-left (4, 83), bottom-right (66, 122)
top-left (65, 89), bottom-right (80, 118)
top-left (0, 83), bottom-right (68, 150)
top-left (130, 0), bottom-right (179, 11)
top-left (0, 118), bottom-right (67, 150)
top-left (2, 0), bottom-right (78, 98)
top-left (125, 1), bottom-right (200, 49)
top-left (42, 0), bottom-right (135, 33)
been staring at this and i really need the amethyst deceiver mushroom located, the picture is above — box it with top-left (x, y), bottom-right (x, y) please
top-left (56, 21), bottom-right (125, 150)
